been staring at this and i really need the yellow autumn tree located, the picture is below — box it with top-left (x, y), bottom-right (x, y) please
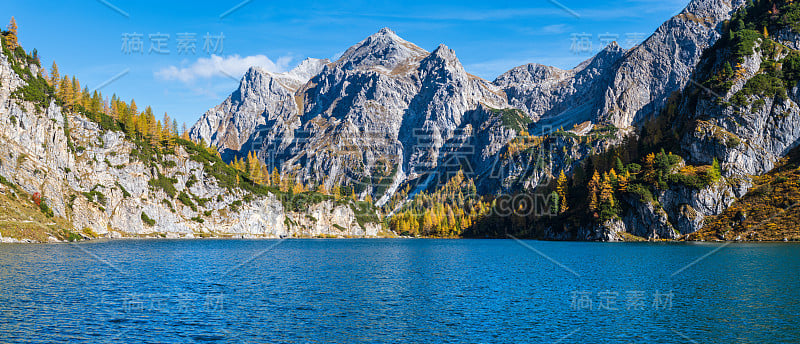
top-left (588, 170), bottom-right (601, 212)
top-left (49, 62), bottom-right (60, 88)
top-left (600, 173), bottom-right (615, 208)
top-left (271, 168), bottom-right (281, 186)
top-left (556, 170), bottom-right (568, 214)
top-left (5, 17), bottom-right (17, 51)
top-left (618, 170), bottom-right (630, 192)
top-left (59, 76), bottom-right (74, 108)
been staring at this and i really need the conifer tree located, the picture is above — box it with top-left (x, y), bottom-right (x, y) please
top-left (600, 173), bottom-right (615, 209)
top-left (49, 62), bottom-right (60, 89)
top-left (556, 171), bottom-right (568, 214)
top-left (5, 17), bottom-right (17, 51)
top-left (72, 76), bottom-right (81, 106)
top-left (60, 76), bottom-right (73, 108)
top-left (618, 170), bottom-right (630, 192)
top-left (588, 171), bottom-right (600, 212)
top-left (181, 123), bottom-right (190, 141)
top-left (271, 168), bottom-right (281, 186)
top-left (614, 157), bottom-right (625, 174)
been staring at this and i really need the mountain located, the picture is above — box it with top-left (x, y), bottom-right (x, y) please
top-left (0, 42), bottom-right (382, 242)
top-left (3, 0), bottom-right (797, 242)
top-left (195, 0), bottom-right (751, 211)
top-left (496, 0), bottom-right (747, 131)
top-left (190, 57), bottom-right (330, 158)
top-left (505, 0), bottom-right (800, 241)
top-left (191, 28), bottom-right (516, 206)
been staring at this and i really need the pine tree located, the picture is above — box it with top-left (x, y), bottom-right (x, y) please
top-left (5, 17), bottom-right (17, 51)
top-left (162, 113), bottom-right (173, 149)
top-left (549, 191), bottom-right (560, 215)
top-left (247, 151), bottom-right (262, 184)
top-left (644, 152), bottom-right (657, 186)
top-left (710, 158), bottom-right (722, 182)
top-left (172, 120), bottom-right (179, 138)
top-left (609, 168), bottom-right (618, 185)
top-left (181, 123), bottom-right (190, 141)
top-left (614, 157), bottom-right (625, 174)
top-left (724, 61), bottom-right (734, 76)
top-left (91, 90), bottom-right (102, 113)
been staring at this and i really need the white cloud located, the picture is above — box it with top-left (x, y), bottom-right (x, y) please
top-left (542, 24), bottom-right (569, 34)
top-left (155, 54), bottom-right (293, 83)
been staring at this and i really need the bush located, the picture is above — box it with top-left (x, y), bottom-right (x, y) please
top-left (38, 200), bottom-right (54, 218)
top-left (148, 174), bottom-right (177, 198)
top-left (177, 192), bottom-right (197, 211)
top-left (140, 212), bottom-right (156, 226)
top-left (116, 182), bottom-right (131, 198)
top-left (627, 183), bottom-right (655, 204)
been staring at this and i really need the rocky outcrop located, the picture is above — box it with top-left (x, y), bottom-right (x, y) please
top-left (614, 179), bottom-right (750, 239)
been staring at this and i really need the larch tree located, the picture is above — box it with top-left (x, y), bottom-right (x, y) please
top-left (71, 76), bottom-right (81, 106)
top-left (618, 170), bottom-right (630, 192)
top-left (5, 17), bottom-right (17, 51)
top-left (556, 171), bottom-right (568, 214)
top-left (60, 76), bottom-right (73, 108)
top-left (599, 173), bottom-right (615, 208)
top-left (49, 62), bottom-right (60, 89)
top-left (588, 170), bottom-right (601, 212)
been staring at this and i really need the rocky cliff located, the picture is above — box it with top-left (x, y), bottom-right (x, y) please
top-left (0, 48), bottom-right (381, 242)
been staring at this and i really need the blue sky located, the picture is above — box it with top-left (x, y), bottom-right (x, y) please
top-left (1, 0), bottom-right (689, 127)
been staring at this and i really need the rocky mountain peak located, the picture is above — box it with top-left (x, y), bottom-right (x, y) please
top-left (285, 57), bottom-right (331, 82)
top-left (428, 44), bottom-right (459, 64)
top-left (335, 27), bottom-right (428, 72)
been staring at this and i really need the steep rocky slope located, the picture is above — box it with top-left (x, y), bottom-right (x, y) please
top-left (577, 0), bottom-right (800, 240)
top-left (0, 46), bottom-right (381, 241)
top-left (496, 0), bottom-right (747, 130)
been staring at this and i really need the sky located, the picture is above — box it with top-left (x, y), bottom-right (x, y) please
top-left (1, 0), bottom-right (690, 127)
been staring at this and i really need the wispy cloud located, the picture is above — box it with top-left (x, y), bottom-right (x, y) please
top-left (542, 24), bottom-right (570, 34)
top-left (155, 54), bottom-right (293, 83)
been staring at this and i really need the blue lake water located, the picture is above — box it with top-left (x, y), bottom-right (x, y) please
top-left (0, 239), bottom-right (798, 343)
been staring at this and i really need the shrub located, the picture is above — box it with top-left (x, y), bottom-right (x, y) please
top-left (140, 212), bottom-right (156, 226)
top-left (177, 192), bottom-right (197, 211)
top-left (38, 200), bottom-right (54, 218)
top-left (116, 182), bottom-right (131, 198)
top-left (148, 174), bottom-right (177, 198)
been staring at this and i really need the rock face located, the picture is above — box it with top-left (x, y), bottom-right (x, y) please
top-left (192, 28), bottom-right (514, 204)
top-left (496, 0), bottom-right (747, 130)
top-left (0, 50), bottom-right (380, 241)
top-left (190, 58), bottom-right (330, 160)
top-left (598, 1), bottom-right (800, 238)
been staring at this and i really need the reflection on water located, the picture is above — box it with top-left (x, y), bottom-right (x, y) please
top-left (0, 239), bottom-right (798, 343)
